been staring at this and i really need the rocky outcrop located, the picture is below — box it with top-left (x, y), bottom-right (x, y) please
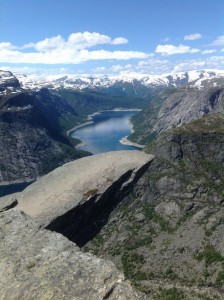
top-left (0, 151), bottom-right (152, 299)
top-left (0, 207), bottom-right (145, 300)
top-left (0, 70), bottom-right (20, 94)
top-left (4, 151), bottom-right (154, 245)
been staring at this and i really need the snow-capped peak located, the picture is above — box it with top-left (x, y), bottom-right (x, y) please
top-left (1, 69), bottom-right (224, 97)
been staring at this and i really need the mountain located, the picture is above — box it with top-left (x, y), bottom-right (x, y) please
top-left (1, 69), bottom-right (224, 190)
top-left (1, 68), bottom-right (224, 299)
top-left (0, 90), bottom-right (90, 193)
top-left (16, 69), bottom-right (224, 97)
top-left (0, 70), bottom-right (21, 94)
top-left (129, 81), bottom-right (224, 144)
top-left (2, 114), bottom-right (224, 299)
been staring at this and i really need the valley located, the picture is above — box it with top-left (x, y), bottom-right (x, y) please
top-left (70, 110), bottom-right (141, 154)
top-left (1, 69), bottom-right (224, 299)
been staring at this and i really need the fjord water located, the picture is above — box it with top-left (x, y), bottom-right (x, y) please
top-left (71, 111), bottom-right (140, 154)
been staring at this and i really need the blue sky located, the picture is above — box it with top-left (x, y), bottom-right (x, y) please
top-left (1, 0), bottom-right (224, 75)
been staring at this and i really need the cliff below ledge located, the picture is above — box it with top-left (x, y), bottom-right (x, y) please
top-left (3, 151), bottom-right (154, 246)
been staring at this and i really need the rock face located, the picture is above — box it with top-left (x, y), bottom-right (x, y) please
top-left (129, 84), bottom-right (224, 144)
top-left (142, 113), bottom-right (224, 207)
top-left (0, 207), bottom-right (145, 300)
top-left (4, 151), bottom-right (154, 245)
top-left (0, 70), bottom-right (20, 94)
top-left (0, 91), bottom-right (88, 189)
top-left (153, 86), bottom-right (224, 133)
top-left (0, 104), bottom-right (63, 185)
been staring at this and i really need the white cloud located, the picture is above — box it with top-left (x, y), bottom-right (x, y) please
top-left (211, 35), bottom-right (224, 46)
top-left (0, 32), bottom-right (152, 64)
top-left (138, 58), bottom-right (168, 67)
top-left (35, 35), bottom-right (65, 52)
top-left (184, 33), bottom-right (203, 41)
top-left (172, 56), bottom-right (224, 73)
top-left (78, 50), bottom-right (149, 61)
top-left (155, 44), bottom-right (200, 56)
top-left (172, 61), bottom-right (205, 73)
top-left (3, 54), bottom-right (224, 77)
top-left (111, 37), bottom-right (128, 45)
top-left (67, 32), bottom-right (128, 48)
top-left (97, 59), bottom-right (171, 75)
top-left (107, 55), bottom-right (224, 75)
top-left (95, 66), bottom-right (106, 72)
top-left (1, 31), bottom-right (224, 75)
top-left (0, 42), bottom-right (17, 50)
top-left (202, 49), bottom-right (217, 54)
top-left (111, 64), bottom-right (126, 72)
top-left (21, 42), bottom-right (37, 49)
top-left (67, 32), bottom-right (110, 49)
top-left (27, 32), bottom-right (129, 53)
top-left (0, 48), bottom-right (149, 64)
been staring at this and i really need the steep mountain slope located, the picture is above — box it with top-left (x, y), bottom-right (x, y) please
top-left (129, 82), bottom-right (224, 144)
top-left (0, 91), bottom-right (89, 191)
top-left (56, 89), bottom-right (147, 117)
top-left (84, 114), bottom-right (224, 299)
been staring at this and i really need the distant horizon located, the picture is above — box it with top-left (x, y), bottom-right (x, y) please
top-left (2, 68), bottom-right (224, 78)
top-left (1, 0), bottom-right (224, 76)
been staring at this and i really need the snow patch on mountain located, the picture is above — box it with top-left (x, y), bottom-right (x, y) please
top-left (1, 69), bottom-right (224, 96)
top-left (0, 70), bottom-right (21, 95)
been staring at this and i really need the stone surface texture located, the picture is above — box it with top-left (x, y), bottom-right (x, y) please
top-left (4, 151), bottom-right (154, 227)
top-left (0, 208), bottom-right (145, 300)
top-left (0, 197), bottom-right (17, 212)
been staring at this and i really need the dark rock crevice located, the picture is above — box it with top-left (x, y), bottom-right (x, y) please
top-left (46, 160), bottom-right (152, 247)
top-left (209, 89), bottom-right (222, 109)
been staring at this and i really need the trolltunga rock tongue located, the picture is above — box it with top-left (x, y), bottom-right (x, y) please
top-left (7, 150), bottom-right (154, 227)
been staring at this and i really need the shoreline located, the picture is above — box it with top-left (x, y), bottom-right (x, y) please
top-left (67, 108), bottom-right (142, 136)
top-left (67, 121), bottom-right (94, 136)
top-left (67, 108), bottom-right (145, 150)
top-left (119, 136), bottom-right (145, 149)
top-left (120, 111), bottom-right (145, 149)
top-left (105, 108), bottom-right (142, 112)
top-left (75, 142), bottom-right (86, 148)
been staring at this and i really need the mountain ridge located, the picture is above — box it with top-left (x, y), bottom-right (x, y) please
top-left (1, 69), bottom-right (224, 97)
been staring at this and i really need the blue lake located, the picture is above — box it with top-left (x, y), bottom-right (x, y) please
top-left (71, 110), bottom-right (141, 154)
